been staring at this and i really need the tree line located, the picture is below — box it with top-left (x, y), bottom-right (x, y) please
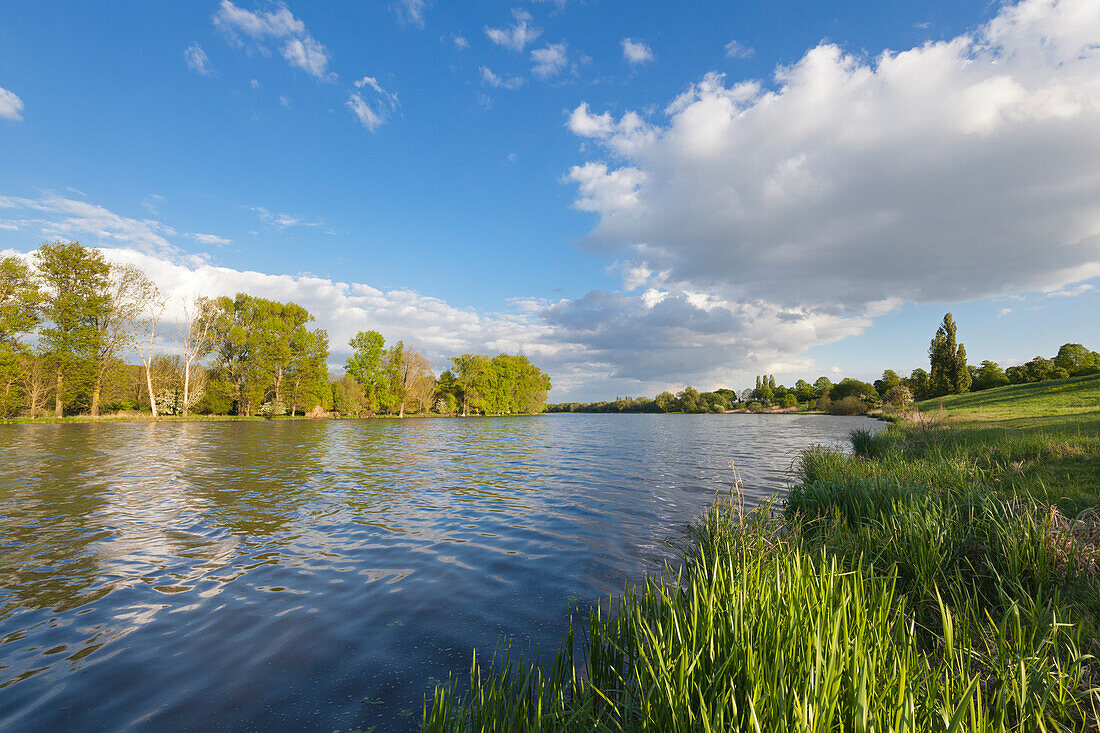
top-left (0, 242), bottom-right (552, 418)
top-left (549, 313), bottom-right (1099, 416)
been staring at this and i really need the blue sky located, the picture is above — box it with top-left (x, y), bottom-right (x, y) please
top-left (2, 0), bottom-right (1098, 399)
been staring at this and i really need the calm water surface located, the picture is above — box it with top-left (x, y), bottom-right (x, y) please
top-left (0, 414), bottom-right (878, 731)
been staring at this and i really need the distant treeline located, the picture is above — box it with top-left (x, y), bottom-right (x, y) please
top-left (0, 241), bottom-right (551, 418)
top-left (550, 313), bottom-right (1099, 416)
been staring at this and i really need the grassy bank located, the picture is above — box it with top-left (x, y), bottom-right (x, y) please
top-left (422, 380), bottom-right (1100, 731)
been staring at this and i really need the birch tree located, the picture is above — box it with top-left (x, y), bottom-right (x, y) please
top-left (178, 296), bottom-right (215, 417)
top-left (134, 288), bottom-right (166, 418)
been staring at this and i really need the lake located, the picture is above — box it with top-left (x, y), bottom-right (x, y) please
top-left (0, 413), bottom-right (878, 731)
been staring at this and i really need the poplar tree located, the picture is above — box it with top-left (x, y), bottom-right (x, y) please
top-left (929, 313), bottom-right (971, 396)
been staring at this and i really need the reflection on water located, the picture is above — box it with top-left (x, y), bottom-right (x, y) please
top-left (0, 414), bottom-right (878, 731)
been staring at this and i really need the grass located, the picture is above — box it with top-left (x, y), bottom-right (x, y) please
top-left (421, 380), bottom-right (1100, 731)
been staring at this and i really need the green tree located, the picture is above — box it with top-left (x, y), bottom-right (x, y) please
top-left (812, 377), bottom-right (834, 398)
top-left (1053, 343), bottom-right (1099, 376)
top-left (906, 368), bottom-right (931, 400)
top-left (346, 330), bottom-right (387, 412)
top-left (793, 379), bottom-right (816, 402)
top-left (970, 360), bottom-right (1009, 391)
top-left (35, 242), bottom-right (112, 416)
top-left (929, 313), bottom-right (970, 396)
top-left (206, 293), bottom-right (271, 415)
top-left (829, 378), bottom-right (879, 404)
top-left (654, 391), bottom-right (675, 412)
top-left (287, 328), bottom-right (329, 415)
top-left (873, 369), bottom-right (902, 397)
top-left (0, 256), bottom-right (43, 417)
top-left (451, 353), bottom-right (491, 415)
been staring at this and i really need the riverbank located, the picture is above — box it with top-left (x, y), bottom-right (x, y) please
top-left (423, 379), bottom-right (1100, 730)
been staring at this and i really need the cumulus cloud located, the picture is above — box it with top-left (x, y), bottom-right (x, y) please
top-left (621, 38), bottom-right (654, 65)
top-left (184, 43), bottom-right (213, 76)
top-left (540, 289), bottom-right (869, 389)
top-left (480, 66), bottom-right (524, 90)
top-left (0, 85), bottom-right (24, 121)
top-left (568, 0), bottom-right (1100, 313)
top-left (452, 34), bottom-right (469, 50)
top-left (486, 9), bottom-right (541, 52)
top-left (213, 1), bottom-right (333, 80)
top-left (531, 42), bottom-right (569, 78)
top-left (0, 188), bottom-right (875, 398)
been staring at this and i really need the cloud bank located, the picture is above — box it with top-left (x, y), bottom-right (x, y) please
top-left (568, 0), bottom-right (1100, 312)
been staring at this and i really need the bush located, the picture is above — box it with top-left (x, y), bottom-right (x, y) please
top-left (884, 384), bottom-right (913, 412)
top-left (825, 395), bottom-right (865, 415)
top-left (257, 400), bottom-right (287, 418)
top-left (746, 401), bottom-right (764, 412)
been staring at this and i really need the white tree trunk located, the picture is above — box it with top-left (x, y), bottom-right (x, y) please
top-left (146, 362), bottom-right (158, 419)
top-left (182, 362), bottom-right (190, 417)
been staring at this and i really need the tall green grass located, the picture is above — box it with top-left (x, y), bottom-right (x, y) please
top-left (423, 424), bottom-right (1100, 731)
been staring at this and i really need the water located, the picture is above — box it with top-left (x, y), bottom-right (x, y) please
top-left (0, 413), bottom-right (878, 731)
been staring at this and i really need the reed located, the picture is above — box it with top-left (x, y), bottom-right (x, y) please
top-left (423, 422), bottom-right (1100, 731)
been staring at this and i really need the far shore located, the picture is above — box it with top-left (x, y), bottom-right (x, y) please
top-left (1, 408), bottom-right (886, 425)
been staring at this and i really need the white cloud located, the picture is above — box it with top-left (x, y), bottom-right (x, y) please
top-left (621, 38), bottom-right (654, 66)
top-left (997, 307), bottom-right (1013, 317)
top-left (531, 42), bottom-right (568, 78)
top-left (0, 192), bottom-right (178, 254)
top-left (280, 35), bottom-right (332, 79)
top-left (568, 0), bottom-right (1100, 315)
top-left (189, 233), bottom-right (233, 246)
top-left (0, 187), bottom-right (876, 398)
top-left (246, 205), bottom-right (323, 229)
top-left (724, 40), bottom-right (754, 59)
top-left (0, 86), bottom-right (24, 121)
top-left (347, 93), bottom-right (383, 131)
top-left (142, 194), bottom-right (165, 215)
top-left (565, 162), bottom-right (645, 214)
top-left (250, 78), bottom-right (261, 89)
top-left (1045, 283), bottom-right (1094, 297)
top-left (486, 9), bottom-right (541, 52)
top-left (480, 66), bottom-right (524, 90)
top-left (452, 34), bottom-right (469, 50)
top-left (213, 1), bottom-right (333, 81)
top-left (393, 0), bottom-right (428, 28)
top-left (279, 95), bottom-right (290, 107)
top-left (184, 43), bottom-right (213, 76)
top-left (346, 77), bottom-right (398, 131)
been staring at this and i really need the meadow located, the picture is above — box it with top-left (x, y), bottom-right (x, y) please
top-left (422, 375), bottom-right (1100, 731)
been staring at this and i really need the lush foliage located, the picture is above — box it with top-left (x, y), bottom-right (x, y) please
top-left (1, 241), bottom-right (550, 420)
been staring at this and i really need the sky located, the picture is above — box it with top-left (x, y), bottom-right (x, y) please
top-left (1, 0), bottom-right (1098, 400)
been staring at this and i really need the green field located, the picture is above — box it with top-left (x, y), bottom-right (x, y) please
top-left (911, 375), bottom-right (1100, 513)
top-left (423, 377), bottom-right (1100, 731)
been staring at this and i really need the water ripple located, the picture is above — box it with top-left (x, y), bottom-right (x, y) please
top-left (0, 414), bottom-right (878, 731)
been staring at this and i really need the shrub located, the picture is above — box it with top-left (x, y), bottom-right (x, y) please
top-left (849, 427), bottom-right (887, 459)
top-left (884, 384), bottom-right (912, 412)
top-left (746, 401), bottom-right (764, 412)
top-left (257, 400), bottom-right (287, 418)
top-left (826, 395), bottom-right (865, 415)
